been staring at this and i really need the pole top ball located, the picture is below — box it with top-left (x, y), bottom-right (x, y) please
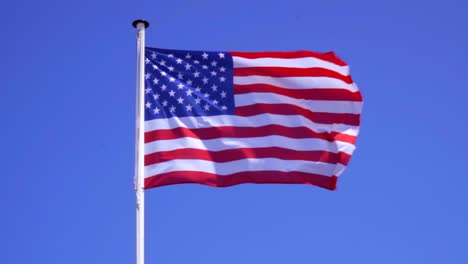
top-left (132, 20), bottom-right (150, 29)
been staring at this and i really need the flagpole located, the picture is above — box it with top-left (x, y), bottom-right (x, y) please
top-left (133, 19), bottom-right (149, 264)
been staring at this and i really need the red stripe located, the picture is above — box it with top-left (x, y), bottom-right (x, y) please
top-left (229, 50), bottom-right (347, 66)
top-left (234, 67), bottom-right (353, 83)
top-left (145, 171), bottom-right (338, 190)
top-left (145, 147), bottom-right (351, 166)
top-left (236, 104), bottom-right (361, 126)
top-left (144, 124), bottom-right (356, 144)
top-left (234, 84), bottom-right (363, 101)
top-left (334, 133), bottom-right (356, 143)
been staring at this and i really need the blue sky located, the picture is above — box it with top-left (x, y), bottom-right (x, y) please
top-left (2, 0), bottom-right (468, 263)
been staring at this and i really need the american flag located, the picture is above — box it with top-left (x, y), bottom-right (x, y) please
top-left (143, 47), bottom-right (362, 190)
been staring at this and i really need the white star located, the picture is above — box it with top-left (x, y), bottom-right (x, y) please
top-left (168, 66), bottom-right (175, 72)
top-left (145, 87), bottom-right (151, 94)
top-left (186, 104), bottom-right (193, 111)
top-left (152, 65), bottom-right (158, 70)
top-left (185, 53), bottom-right (192, 59)
top-left (220, 91), bottom-right (227, 98)
top-left (176, 58), bottom-right (183, 64)
top-left (145, 58), bottom-right (150, 64)
top-left (169, 77), bottom-right (175, 82)
top-left (210, 71), bottom-right (217, 76)
top-left (160, 71), bottom-right (167, 76)
top-left (168, 54), bottom-right (174, 58)
top-left (194, 60), bottom-right (200, 64)
top-left (195, 86), bottom-right (202, 92)
top-left (202, 77), bottom-right (208, 84)
top-left (219, 67), bottom-right (226, 72)
top-left (177, 83), bottom-right (184, 89)
top-left (219, 76), bottom-right (226, 82)
top-left (169, 90), bottom-right (176, 97)
top-left (211, 61), bottom-right (218, 67)
top-left (153, 93), bottom-right (160, 100)
top-left (203, 92), bottom-right (209, 98)
top-left (186, 79), bottom-right (193, 85)
top-left (169, 105), bottom-right (176, 113)
top-left (151, 52), bottom-right (157, 59)
top-left (211, 85), bottom-right (218, 91)
top-left (204, 104), bottom-right (210, 110)
top-left (218, 53), bottom-right (225, 59)
top-left (202, 65), bottom-right (208, 70)
top-left (145, 102), bottom-right (152, 108)
top-left (177, 73), bottom-right (183, 79)
top-left (202, 52), bottom-right (209, 59)
top-left (213, 99), bottom-right (219, 105)
top-left (193, 71), bottom-right (200, 78)
top-left (186, 89), bottom-right (193, 96)
top-left (145, 73), bottom-right (151, 79)
top-left (161, 84), bottom-right (167, 91)
top-left (153, 78), bottom-right (159, 84)
top-left (185, 63), bottom-right (192, 70)
top-left (177, 97), bottom-right (184, 104)
top-left (159, 60), bottom-right (166, 66)
top-left (162, 100), bottom-right (168, 107)
top-left (195, 97), bottom-right (201, 104)
top-left (221, 105), bottom-right (228, 111)
top-left (153, 107), bottom-right (160, 114)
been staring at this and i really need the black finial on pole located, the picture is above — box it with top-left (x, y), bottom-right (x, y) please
top-left (132, 19), bottom-right (150, 28)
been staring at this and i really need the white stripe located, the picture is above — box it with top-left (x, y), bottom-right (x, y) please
top-left (235, 93), bottom-right (362, 114)
top-left (144, 158), bottom-right (346, 178)
top-left (144, 114), bottom-right (360, 137)
top-left (232, 56), bottom-right (350, 76)
top-left (144, 135), bottom-right (356, 155)
top-left (234, 76), bottom-right (359, 92)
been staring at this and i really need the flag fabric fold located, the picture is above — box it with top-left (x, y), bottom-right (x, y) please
top-left (143, 47), bottom-right (362, 190)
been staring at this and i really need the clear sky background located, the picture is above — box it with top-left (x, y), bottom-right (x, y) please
top-left (2, 0), bottom-right (468, 263)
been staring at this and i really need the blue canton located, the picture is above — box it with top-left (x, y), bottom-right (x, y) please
top-left (144, 48), bottom-right (235, 121)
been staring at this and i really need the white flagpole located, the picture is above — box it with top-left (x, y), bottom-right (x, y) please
top-left (132, 19), bottom-right (149, 264)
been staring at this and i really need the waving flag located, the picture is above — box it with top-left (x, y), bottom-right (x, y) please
top-left (143, 47), bottom-right (362, 190)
